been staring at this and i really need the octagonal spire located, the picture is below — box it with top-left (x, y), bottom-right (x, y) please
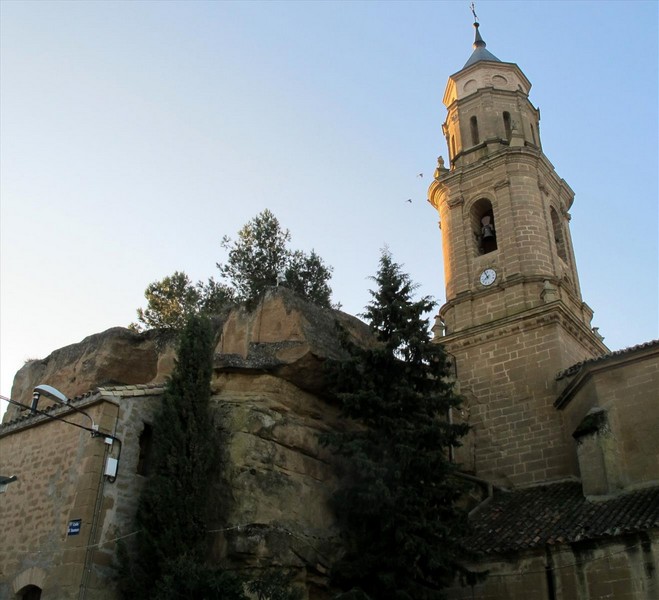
top-left (463, 21), bottom-right (500, 69)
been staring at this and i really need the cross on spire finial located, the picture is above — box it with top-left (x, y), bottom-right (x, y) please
top-left (470, 2), bottom-right (479, 24)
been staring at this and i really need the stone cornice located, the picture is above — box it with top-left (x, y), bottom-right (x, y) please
top-left (446, 86), bottom-right (533, 113)
top-left (436, 300), bottom-right (608, 358)
top-left (439, 274), bottom-right (583, 313)
top-left (431, 147), bottom-right (572, 204)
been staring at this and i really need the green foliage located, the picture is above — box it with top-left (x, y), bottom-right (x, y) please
top-left (133, 210), bottom-right (333, 330)
top-left (119, 316), bottom-right (230, 598)
top-left (283, 249), bottom-right (333, 309)
top-left (153, 555), bottom-right (245, 600)
top-left (245, 569), bottom-right (303, 600)
top-left (325, 249), bottom-right (476, 600)
top-left (217, 209), bottom-right (291, 305)
top-left (131, 271), bottom-right (234, 331)
top-left (217, 209), bottom-right (333, 308)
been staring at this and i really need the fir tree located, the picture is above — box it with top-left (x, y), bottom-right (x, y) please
top-left (326, 249), bottom-right (476, 600)
top-left (119, 316), bottom-right (243, 599)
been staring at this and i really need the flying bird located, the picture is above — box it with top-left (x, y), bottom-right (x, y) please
top-left (406, 199), bottom-right (412, 203)
top-left (417, 173), bottom-right (424, 178)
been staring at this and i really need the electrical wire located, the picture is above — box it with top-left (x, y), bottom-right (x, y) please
top-left (1, 393), bottom-right (122, 474)
top-left (1, 394), bottom-right (99, 436)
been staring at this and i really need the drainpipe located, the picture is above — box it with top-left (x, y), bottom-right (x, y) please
top-left (78, 440), bottom-right (110, 600)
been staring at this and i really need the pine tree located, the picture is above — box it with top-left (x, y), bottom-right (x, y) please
top-left (217, 209), bottom-right (333, 308)
top-left (132, 210), bottom-right (334, 330)
top-left (326, 249), bottom-right (476, 600)
top-left (119, 316), bottom-right (244, 599)
top-left (131, 271), bottom-right (234, 331)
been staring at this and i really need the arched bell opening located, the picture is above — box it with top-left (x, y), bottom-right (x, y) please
top-left (471, 198), bottom-right (497, 255)
top-left (550, 207), bottom-right (568, 262)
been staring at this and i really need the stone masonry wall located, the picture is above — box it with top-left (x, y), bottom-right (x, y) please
top-left (448, 312), bottom-right (599, 486)
top-left (445, 534), bottom-right (659, 600)
top-left (83, 387), bottom-right (163, 600)
top-left (559, 347), bottom-right (659, 492)
top-left (0, 400), bottom-right (119, 599)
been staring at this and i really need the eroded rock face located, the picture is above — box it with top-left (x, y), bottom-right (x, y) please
top-left (7, 288), bottom-right (370, 424)
top-left (209, 372), bottom-right (345, 597)
top-left (5, 327), bottom-right (178, 423)
top-left (217, 287), bottom-right (372, 395)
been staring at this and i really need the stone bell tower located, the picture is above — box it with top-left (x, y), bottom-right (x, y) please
top-left (428, 21), bottom-right (608, 488)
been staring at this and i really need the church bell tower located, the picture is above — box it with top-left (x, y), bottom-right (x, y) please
top-left (428, 21), bottom-right (608, 487)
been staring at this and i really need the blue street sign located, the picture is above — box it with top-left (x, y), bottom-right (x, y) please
top-left (67, 519), bottom-right (82, 536)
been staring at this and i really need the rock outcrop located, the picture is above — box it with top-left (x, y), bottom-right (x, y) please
top-left (216, 287), bottom-right (372, 394)
top-left (3, 288), bottom-right (372, 597)
top-left (6, 287), bottom-right (370, 423)
top-left (210, 372), bottom-right (345, 597)
top-left (5, 327), bottom-right (179, 423)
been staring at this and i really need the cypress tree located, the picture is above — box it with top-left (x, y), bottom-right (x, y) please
top-left (326, 249), bottom-right (477, 600)
top-left (119, 315), bottom-right (243, 599)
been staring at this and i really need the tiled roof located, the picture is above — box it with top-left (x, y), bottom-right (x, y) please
top-left (463, 22), bottom-right (501, 69)
top-left (556, 339), bottom-right (659, 381)
top-left (95, 383), bottom-right (165, 397)
top-left (465, 481), bottom-right (659, 555)
top-left (1, 383), bottom-right (165, 430)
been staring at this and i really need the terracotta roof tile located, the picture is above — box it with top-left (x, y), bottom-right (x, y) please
top-left (466, 481), bottom-right (659, 555)
top-left (94, 383), bottom-right (165, 397)
top-left (555, 339), bottom-right (659, 381)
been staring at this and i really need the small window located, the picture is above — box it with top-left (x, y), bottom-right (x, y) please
top-left (137, 423), bottom-right (154, 476)
top-left (503, 112), bottom-right (512, 141)
top-left (530, 123), bottom-right (537, 145)
top-left (472, 199), bottom-right (497, 254)
top-left (470, 116), bottom-right (480, 145)
top-left (450, 135), bottom-right (456, 162)
top-left (551, 208), bottom-right (568, 262)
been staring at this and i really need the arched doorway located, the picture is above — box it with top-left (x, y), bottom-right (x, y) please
top-left (17, 585), bottom-right (42, 600)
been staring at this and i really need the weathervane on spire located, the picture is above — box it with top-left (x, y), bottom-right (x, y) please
top-left (470, 2), bottom-right (479, 24)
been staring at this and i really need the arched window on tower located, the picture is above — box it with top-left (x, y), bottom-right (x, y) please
top-left (470, 116), bottom-right (480, 146)
top-left (530, 123), bottom-right (537, 145)
top-left (472, 199), bottom-right (497, 254)
top-left (551, 207), bottom-right (568, 262)
top-left (450, 135), bottom-right (456, 165)
top-left (503, 112), bottom-right (512, 141)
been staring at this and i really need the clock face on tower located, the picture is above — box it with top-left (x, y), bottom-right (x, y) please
top-left (479, 268), bottom-right (497, 286)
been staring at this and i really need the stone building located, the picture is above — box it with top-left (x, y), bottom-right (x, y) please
top-left (428, 21), bottom-right (659, 600)
top-left (1, 18), bottom-right (658, 600)
top-left (0, 291), bottom-right (370, 600)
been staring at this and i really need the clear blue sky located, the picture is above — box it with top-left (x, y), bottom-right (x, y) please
top-left (1, 1), bottom-right (657, 415)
